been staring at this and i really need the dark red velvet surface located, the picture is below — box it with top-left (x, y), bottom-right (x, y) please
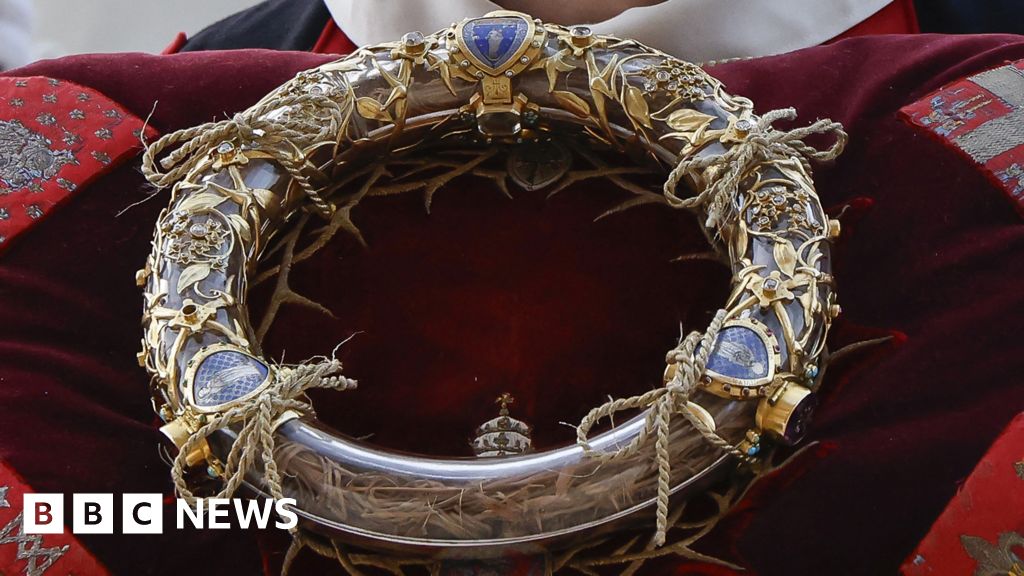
top-left (2, 34), bottom-right (1024, 575)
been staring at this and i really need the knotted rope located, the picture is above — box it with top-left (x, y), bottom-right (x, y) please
top-left (170, 358), bottom-right (357, 508)
top-left (141, 78), bottom-right (349, 218)
top-left (663, 107), bottom-right (847, 229)
top-left (577, 309), bottom-right (744, 546)
top-left (578, 109), bottom-right (845, 547)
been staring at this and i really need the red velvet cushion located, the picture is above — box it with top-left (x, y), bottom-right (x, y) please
top-left (2, 34), bottom-right (1024, 575)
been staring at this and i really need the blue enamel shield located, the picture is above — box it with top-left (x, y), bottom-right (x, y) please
top-left (192, 349), bottom-right (270, 407)
top-left (461, 16), bottom-right (531, 73)
top-left (705, 325), bottom-right (771, 381)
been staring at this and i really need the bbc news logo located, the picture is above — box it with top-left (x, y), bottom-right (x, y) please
top-left (21, 494), bottom-right (298, 534)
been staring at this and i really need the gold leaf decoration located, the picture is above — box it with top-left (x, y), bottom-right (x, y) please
top-left (207, 181), bottom-right (250, 208)
top-left (553, 90), bottom-right (591, 118)
top-left (177, 192), bottom-right (227, 213)
top-left (228, 214), bottom-right (251, 243)
top-left (623, 85), bottom-right (653, 129)
top-left (392, 97), bottom-right (408, 128)
top-left (587, 52), bottom-right (618, 98)
top-left (733, 219), bottom-right (748, 259)
top-left (666, 108), bottom-right (716, 139)
top-left (377, 59), bottom-right (404, 89)
top-left (544, 50), bottom-right (576, 92)
top-left (799, 283), bottom-right (815, 327)
top-left (176, 263), bottom-right (211, 295)
top-left (251, 188), bottom-right (277, 211)
top-left (356, 97), bottom-right (392, 122)
top-left (773, 240), bottom-right (798, 278)
top-left (585, 52), bottom-right (620, 144)
top-left (321, 58), bottom-right (362, 74)
top-left (432, 56), bottom-right (457, 96)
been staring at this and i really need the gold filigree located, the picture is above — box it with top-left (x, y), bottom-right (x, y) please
top-left (750, 271), bottom-right (797, 309)
top-left (746, 177), bottom-right (817, 233)
top-left (633, 61), bottom-right (712, 101)
top-left (162, 214), bottom-right (229, 268)
top-left (136, 9), bottom-right (846, 570)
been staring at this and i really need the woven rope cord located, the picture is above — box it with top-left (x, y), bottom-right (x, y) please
top-left (170, 358), bottom-right (356, 508)
top-left (576, 309), bottom-right (735, 546)
top-left (149, 92), bottom-right (847, 554)
top-left (663, 107), bottom-right (847, 229)
top-left (577, 109), bottom-right (846, 547)
top-left (141, 84), bottom-right (348, 217)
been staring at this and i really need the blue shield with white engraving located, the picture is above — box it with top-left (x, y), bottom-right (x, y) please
top-left (462, 16), bottom-right (530, 72)
top-left (192, 349), bottom-right (270, 408)
top-left (706, 325), bottom-right (771, 381)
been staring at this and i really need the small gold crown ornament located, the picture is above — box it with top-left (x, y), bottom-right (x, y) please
top-left (472, 393), bottom-right (533, 457)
